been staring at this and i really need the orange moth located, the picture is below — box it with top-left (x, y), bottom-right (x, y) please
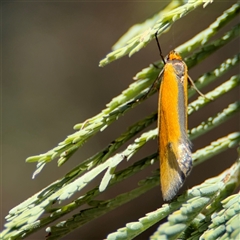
top-left (155, 34), bottom-right (203, 201)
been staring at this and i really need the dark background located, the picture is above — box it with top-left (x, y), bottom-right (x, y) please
top-left (1, 1), bottom-right (240, 239)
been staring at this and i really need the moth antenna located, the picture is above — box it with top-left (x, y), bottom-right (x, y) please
top-left (155, 32), bottom-right (166, 65)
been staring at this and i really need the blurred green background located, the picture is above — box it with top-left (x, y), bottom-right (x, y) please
top-left (2, 2), bottom-right (239, 239)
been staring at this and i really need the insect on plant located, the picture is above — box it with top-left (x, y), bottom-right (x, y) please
top-left (154, 32), bottom-right (206, 201)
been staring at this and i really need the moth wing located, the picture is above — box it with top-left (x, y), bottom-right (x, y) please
top-left (160, 141), bottom-right (192, 201)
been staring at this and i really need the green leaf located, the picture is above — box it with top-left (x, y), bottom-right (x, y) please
top-left (2, 2), bottom-right (240, 239)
